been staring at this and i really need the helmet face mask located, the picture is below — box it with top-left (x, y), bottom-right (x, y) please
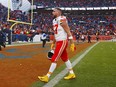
top-left (47, 50), bottom-right (54, 60)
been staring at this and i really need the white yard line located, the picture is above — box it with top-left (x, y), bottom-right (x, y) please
top-left (6, 42), bottom-right (42, 47)
top-left (43, 42), bottom-right (99, 87)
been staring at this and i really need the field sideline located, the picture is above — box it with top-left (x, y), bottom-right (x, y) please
top-left (31, 42), bottom-right (116, 87)
top-left (0, 42), bottom-right (93, 87)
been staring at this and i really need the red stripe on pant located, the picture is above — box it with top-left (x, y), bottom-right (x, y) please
top-left (51, 40), bottom-right (68, 62)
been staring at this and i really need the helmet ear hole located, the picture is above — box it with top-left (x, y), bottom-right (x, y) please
top-left (47, 50), bottom-right (54, 60)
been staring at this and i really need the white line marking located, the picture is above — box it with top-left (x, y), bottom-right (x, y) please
top-left (43, 42), bottom-right (99, 87)
top-left (6, 42), bottom-right (42, 47)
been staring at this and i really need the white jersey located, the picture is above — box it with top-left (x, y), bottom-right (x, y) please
top-left (53, 16), bottom-right (67, 41)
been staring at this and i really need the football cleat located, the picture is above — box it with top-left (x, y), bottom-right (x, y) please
top-left (38, 75), bottom-right (49, 83)
top-left (64, 73), bottom-right (76, 80)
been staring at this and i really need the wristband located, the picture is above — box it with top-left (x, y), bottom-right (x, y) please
top-left (68, 36), bottom-right (73, 39)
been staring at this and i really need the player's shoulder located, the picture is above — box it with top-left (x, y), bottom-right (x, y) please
top-left (59, 16), bottom-right (67, 23)
top-left (59, 16), bottom-right (66, 20)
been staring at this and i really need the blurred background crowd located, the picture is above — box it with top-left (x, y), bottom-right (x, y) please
top-left (0, 0), bottom-right (116, 44)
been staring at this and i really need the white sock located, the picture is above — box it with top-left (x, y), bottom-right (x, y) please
top-left (47, 63), bottom-right (57, 78)
top-left (65, 60), bottom-right (74, 74)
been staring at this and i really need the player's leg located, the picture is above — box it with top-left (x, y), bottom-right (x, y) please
top-left (42, 40), bottom-right (44, 47)
top-left (46, 40), bottom-right (67, 77)
top-left (61, 42), bottom-right (76, 80)
top-left (43, 39), bottom-right (46, 47)
top-left (1, 42), bottom-right (6, 48)
top-left (0, 45), bottom-right (1, 51)
top-left (0, 42), bottom-right (2, 51)
top-left (38, 40), bottom-right (67, 82)
top-left (38, 62), bottom-right (57, 82)
top-left (47, 40), bottom-right (67, 76)
top-left (64, 60), bottom-right (76, 80)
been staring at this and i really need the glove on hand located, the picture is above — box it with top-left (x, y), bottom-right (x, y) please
top-left (70, 43), bottom-right (76, 52)
top-left (51, 44), bottom-right (55, 50)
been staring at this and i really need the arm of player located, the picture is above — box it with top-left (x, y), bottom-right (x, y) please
top-left (60, 20), bottom-right (76, 52)
top-left (60, 20), bottom-right (73, 44)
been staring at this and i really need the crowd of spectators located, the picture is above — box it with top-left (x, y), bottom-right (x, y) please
top-left (9, 10), bottom-right (31, 23)
top-left (0, 1), bottom-right (116, 43)
top-left (33, 0), bottom-right (116, 7)
top-left (67, 14), bottom-right (116, 35)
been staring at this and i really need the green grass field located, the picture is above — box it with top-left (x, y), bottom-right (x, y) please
top-left (31, 42), bottom-right (116, 87)
top-left (55, 42), bottom-right (116, 87)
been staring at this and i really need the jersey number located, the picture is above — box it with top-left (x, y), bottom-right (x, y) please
top-left (53, 24), bottom-right (58, 34)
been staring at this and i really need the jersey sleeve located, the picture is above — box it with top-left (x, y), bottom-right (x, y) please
top-left (59, 16), bottom-right (67, 24)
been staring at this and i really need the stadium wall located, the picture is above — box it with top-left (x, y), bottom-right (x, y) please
top-left (49, 35), bottom-right (112, 41)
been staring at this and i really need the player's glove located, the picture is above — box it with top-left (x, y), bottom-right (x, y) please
top-left (51, 43), bottom-right (55, 50)
top-left (70, 43), bottom-right (76, 52)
